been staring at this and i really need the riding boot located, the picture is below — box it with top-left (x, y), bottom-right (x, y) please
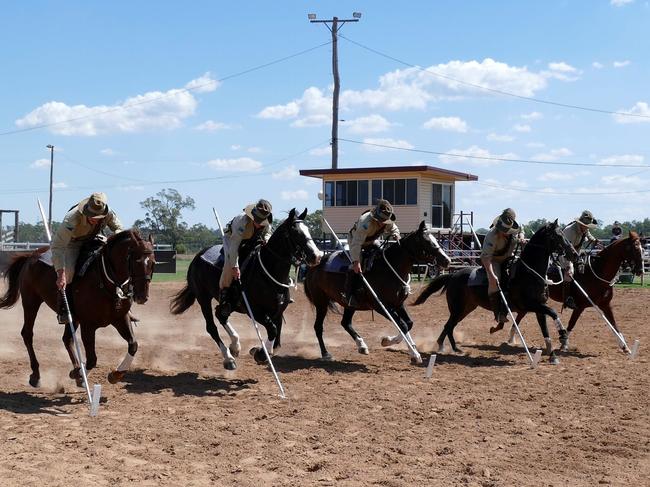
top-left (488, 292), bottom-right (508, 324)
top-left (562, 281), bottom-right (576, 310)
top-left (215, 287), bottom-right (232, 325)
top-left (57, 290), bottom-right (69, 325)
top-left (343, 271), bottom-right (360, 307)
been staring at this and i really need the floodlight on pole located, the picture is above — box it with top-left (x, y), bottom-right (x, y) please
top-left (308, 13), bottom-right (361, 169)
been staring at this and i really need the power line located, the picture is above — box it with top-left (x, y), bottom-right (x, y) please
top-left (338, 137), bottom-right (650, 168)
top-left (475, 181), bottom-right (650, 195)
top-left (339, 34), bottom-right (650, 120)
top-left (0, 41), bottom-right (332, 137)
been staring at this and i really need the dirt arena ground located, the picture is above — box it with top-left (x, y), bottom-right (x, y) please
top-left (0, 280), bottom-right (648, 486)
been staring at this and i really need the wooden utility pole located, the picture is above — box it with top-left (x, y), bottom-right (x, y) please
top-left (46, 144), bottom-right (54, 229)
top-left (309, 13), bottom-right (361, 169)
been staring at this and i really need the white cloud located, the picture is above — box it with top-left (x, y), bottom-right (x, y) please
top-left (247, 147), bottom-right (262, 153)
top-left (272, 165), bottom-right (299, 180)
top-left (260, 58), bottom-right (567, 123)
top-left (538, 170), bottom-right (589, 181)
top-left (230, 145), bottom-right (241, 150)
top-left (345, 114), bottom-right (393, 134)
top-left (16, 73), bottom-right (220, 136)
top-left (592, 61), bottom-right (604, 69)
top-left (521, 111), bottom-right (543, 120)
top-left (599, 154), bottom-right (645, 165)
top-left (281, 189), bottom-right (309, 201)
top-left (486, 133), bottom-right (515, 142)
top-left (30, 158), bottom-right (50, 169)
top-left (53, 182), bottom-right (67, 189)
top-left (602, 174), bottom-right (645, 186)
top-left (611, 0), bottom-right (634, 6)
top-left (100, 148), bottom-right (115, 156)
top-left (309, 146), bottom-right (332, 156)
top-left (422, 116), bottom-right (468, 133)
top-left (206, 157), bottom-right (262, 172)
top-left (532, 148), bottom-right (573, 161)
top-left (361, 138), bottom-right (414, 152)
top-left (438, 146), bottom-right (517, 166)
top-left (195, 120), bottom-right (231, 131)
top-left (613, 60), bottom-right (631, 68)
top-left (513, 124), bottom-right (531, 133)
top-left (544, 62), bottom-right (581, 82)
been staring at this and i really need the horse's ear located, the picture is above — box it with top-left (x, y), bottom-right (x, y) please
top-left (287, 208), bottom-right (296, 222)
top-left (298, 208), bottom-right (308, 220)
top-left (148, 233), bottom-right (154, 244)
top-left (418, 220), bottom-right (427, 232)
top-left (552, 218), bottom-right (558, 227)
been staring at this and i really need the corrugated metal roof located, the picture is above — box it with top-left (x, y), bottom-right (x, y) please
top-left (299, 165), bottom-right (478, 181)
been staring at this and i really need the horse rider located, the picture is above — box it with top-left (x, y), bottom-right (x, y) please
top-left (481, 208), bottom-right (525, 324)
top-left (344, 199), bottom-right (401, 306)
top-left (215, 199), bottom-right (273, 324)
top-left (560, 210), bottom-right (599, 309)
top-left (51, 192), bottom-right (123, 324)
top-left (610, 221), bottom-right (623, 245)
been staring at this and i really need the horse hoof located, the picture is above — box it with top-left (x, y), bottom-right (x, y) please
top-left (489, 326), bottom-right (499, 334)
top-left (560, 343), bottom-right (569, 353)
top-left (452, 347), bottom-right (464, 355)
top-left (229, 344), bottom-right (241, 358)
top-left (507, 339), bottom-right (517, 347)
top-left (28, 375), bottom-right (40, 388)
top-left (550, 355), bottom-right (560, 365)
top-left (254, 350), bottom-right (268, 365)
top-left (410, 356), bottom-right (422, 365)
top-left (358, 346), bottom-right (369, 355)
top-left (75, 377), bottom-right (84, 388)
top-left (69, 368), bottom-right (81, 380)
top-left (380, 336), bottom-right (391, 347)
top-left (107, 370), bottom-right (125, 384)
top-left (321, 352), bottom-right (334, 361)
top-left (223, 359), bottom-right (237, 371)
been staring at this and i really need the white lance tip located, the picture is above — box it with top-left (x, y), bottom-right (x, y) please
top-left (425, 354), bottom-right (437, 378)
top-left (629, 340), bottom-right (640, 360)
top-left (89, 384), bottom-right (101, 417)
top-left (530, 349), bottom-right (542, 369)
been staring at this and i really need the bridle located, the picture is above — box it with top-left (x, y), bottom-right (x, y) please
top-left (520, 226), bottom-right (577, 286)
top-left (100, 236), bottom-right (154, 301)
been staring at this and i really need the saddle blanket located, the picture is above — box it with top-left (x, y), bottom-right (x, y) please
top-left (200, 245), bottom-right (224, 268)
top-left (467, 266), bottom-right (488, 287)
top-left (37, 248), bottom-right (100, 278)
top-left (323, 251), bottom-right (351, 274)
top-left (38, 249), bottom-right (53, 267)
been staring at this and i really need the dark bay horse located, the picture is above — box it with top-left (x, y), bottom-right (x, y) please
top-left (414, 221), bottom-right (578, 364)
top-left (170, 208), bottom-right (322, 370)
top-left (304, 221), bottom-right (451, 363)
top-left (505, 231), bottom-right (643, 353)
top-left (0, 230), bottom-right (155, 387)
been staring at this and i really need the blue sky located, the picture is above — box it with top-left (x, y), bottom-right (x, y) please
top-left (2, 0), bottom-right (649, 230)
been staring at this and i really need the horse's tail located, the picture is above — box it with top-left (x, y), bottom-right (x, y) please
top-left (170, 257), bottom-right (198, 315)
top-left (413, 273), bottom-right (451, 305)
top-left (0, 254), bottom-right (30, 309)
top-left (303, 266), bottom-right (340, 314)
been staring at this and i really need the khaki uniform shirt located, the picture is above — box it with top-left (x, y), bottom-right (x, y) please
top-left (223, 212), bottom-right (271, 269)
top-left (51, 207), bottom-right (123, 271)
top-left (348, 211), bottom-right (400, 262)
top-left (480, 227), bottom-right (517, 263)
top-left (563, 221), bottom-right (595, 250)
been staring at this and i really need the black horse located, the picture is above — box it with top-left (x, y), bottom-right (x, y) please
top-left (414, 220), bottom-right (578, 364)
top-left (304, 221), bottom-right (451, 363)
top-left (170, 208), bottom-right (322, 370)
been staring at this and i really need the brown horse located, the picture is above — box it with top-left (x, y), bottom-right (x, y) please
top-left (503, 231), bottom-right (643, 353)
top-left (0, 230), bottom-right (155, 387)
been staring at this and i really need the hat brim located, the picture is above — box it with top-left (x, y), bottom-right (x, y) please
top-left (77, 198), bottom-right (108, 219)
top-left (371, 211), bottom-right (396, 222)
top-left (496, 220), bottom-right (520, 234)
top-left (575, 218), bottom-right (597, 229)
top-left (244, 204), bottom-right (272, 224)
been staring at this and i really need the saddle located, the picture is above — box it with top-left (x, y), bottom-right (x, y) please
top-left (322, 245), bottom-right (380, 274)
top-left (200, 240), bottom-right (260, 274)
top-left (37, 237), bottom-right (105, 279)
top-left (468, 257), bottom-right (516, 289)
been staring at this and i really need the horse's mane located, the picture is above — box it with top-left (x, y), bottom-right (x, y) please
top-left (597, 230), bottom-right (639, 258)
top-left (106, 229), bottom-right (142, 250)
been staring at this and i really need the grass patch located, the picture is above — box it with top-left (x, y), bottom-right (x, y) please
top-left (153, 256), bottom-right (191, 283)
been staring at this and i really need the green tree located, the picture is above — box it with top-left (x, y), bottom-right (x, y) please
top-left (182, 223), bottom-right (220, 252)
top-left (304, 209), bottom-right (323, 238)
top-left (133, 188), bottom-right (195, 248)
top-left (522, 218), bottom-right (550, 238)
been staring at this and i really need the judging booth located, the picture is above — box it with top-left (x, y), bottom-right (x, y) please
top-left (299, 165), bottom-right (478, 236)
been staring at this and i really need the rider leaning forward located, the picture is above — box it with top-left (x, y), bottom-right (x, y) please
top-left (344, 199), bottom-right (401, 306)
top-left (560, 210), bottom-right (599, 309)
top-left (481, 208), bottom-right (526, 324)
top-left (51, 192), bottom-right (123, 324)
top-left (215, 199), bottom-right (273, 324)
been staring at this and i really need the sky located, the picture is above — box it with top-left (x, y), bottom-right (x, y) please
top-left (1, 0), bottom-right (649, 232)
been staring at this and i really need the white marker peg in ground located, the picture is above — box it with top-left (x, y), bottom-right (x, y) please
top-left (530, 349), bottom-right (542, 369)
top-left (90, 384), bottom-right (102, 417)
top-left (629, 340), bottom-right (640, 360)
top-left (425, 354), bottom-right (437, 378)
